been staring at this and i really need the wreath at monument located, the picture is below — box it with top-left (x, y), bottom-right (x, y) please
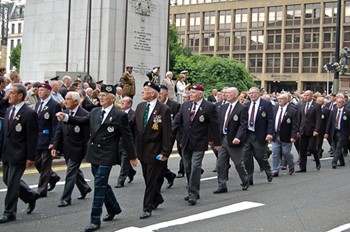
top-left (323, 62), bottom-right (349, 75)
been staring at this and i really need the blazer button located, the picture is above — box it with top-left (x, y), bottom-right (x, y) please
top-left (98, 144), bottom-right (101, 147)
top-left (91, 142), bottom-right (94, 145)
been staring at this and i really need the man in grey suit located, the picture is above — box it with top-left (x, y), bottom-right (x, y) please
top-left (52, 91), bottom-right (91, 207)
top-left (0, 84), bottom-right (40, 223)
top-left (56, 84), bottom-right (137, 232)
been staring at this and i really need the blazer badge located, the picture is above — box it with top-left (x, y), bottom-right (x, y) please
top-left (321, 115), bottom-right (325, 119)
top-left (107, 126), bottom-right (115, 133)
top-left (109, 117), bottom-right (113, 121)
top-left (286, 118), bottom-right (291, 124)
top-left (261, 111), bottom-right (266, 118)
top-left (343, 115), bottom-right (347, 120)
top-left (15, 123), bottom-right (22, 132)
top-left (199, 115), bottom-right (205, 122)
top-left (233, 115), bottom-right (238, 121)
top-left (74, 126), bottom-right (80, 133)
top-left (44, 112), bottom-right (50, 119)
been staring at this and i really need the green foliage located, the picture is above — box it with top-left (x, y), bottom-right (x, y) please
top-left (9, 44), bottom-right (21, 72)
top-left (168, 24), bottom-right (191, 71)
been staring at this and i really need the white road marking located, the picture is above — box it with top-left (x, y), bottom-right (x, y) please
top-left (200, 176), bottom-right (217, 181)
top-left (115, 201), bottom-right (264, 232)
top-left (0, 179), bottom-right (91, 193)
top-left (327, 223), bottom-right (350, 232)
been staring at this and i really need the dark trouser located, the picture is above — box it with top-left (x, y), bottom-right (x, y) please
top-left (243, 131), bottom-right (271, 181)
top-left (332, 131), bottom-right (348, 165)
top-left (90, 165), bottom-right (121, 225)
top-left (299, 134), bottom-right (319, 171)
top-left (117, 148), bottom-right (136, 185)
top-left (2, 163), bottom-right (37, 216)
top-left (216, 135), bottom-right (248, 190)
top-left (177, 141), bottom-right (184, 175)
top-left (61, 158), bottom-right (90, 202)
top-left (182, 148), bottom-right (205, 200)
top-left (141, 160), bottom-right (166, 212)
top-left (317, 134), bottom-right (325, 157)
top-left (35, 149), bottom-right (59, 195)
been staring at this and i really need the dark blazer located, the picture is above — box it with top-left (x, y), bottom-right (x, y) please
top-left (0, 104), bottom-right (38, 164)
top-left (166, 98), bottom-right (181, 121)
top-left (132, 101), bottom-right (172, 164)
top-left (0, 89), bottom-right (9, 118)
top-left (81, 97), bottom-right (95, 112)
top-left (68, 106), bottom-right (136, 166)
top-left (52, 107), bottom-right (89, 162)
top-left (273, 104), bottom-right (298, 143)
top-left (173, 99), bottom-right (221, 151)
top-left (35, 98), bottom-right (61, 149)
top-left (219, 102), bottom-right (247, 147)
top-left (325, 101), bottom-right (336, 111)
top-left (245, 98), bottom-right (274, 142)
top-left (207, 95), bottom-right (217, 103)
top-left (326, 108), bottom-right (350, 141)
top-left (215, 100), bottom-right (227, 117)
top-left (299, 100), bottom-right (322, 137)
top-left (319, 106), bottom-right (330, 136)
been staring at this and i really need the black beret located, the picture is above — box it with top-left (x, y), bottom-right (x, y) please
top-left (101, 84), bottom-right (116, 95)
top-left (160, 85), bottom-right (168, 91)
top-left (143, 81), bottom-right (160, 92)
top-left (50, 76), bottom-right (59, 81)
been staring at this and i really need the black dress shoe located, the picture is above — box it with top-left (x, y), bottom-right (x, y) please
top-left (188, 197), bottom-right (197, 205)
top-left (84, 223), bottom-right (100, 232)
top-left (127, 169), bottom-right (136, 183)
top-left (176, 173), bottom-right (184, 178)
top-left (266, 172), bottom-right (273, 182)
top-left (152, 199), bottom-right (164, 210)
top-left (316, 163), bottom-right (321, 171)
top-left (296, 169), bottom-right (306, 173)
top-left (184, 195), bottom-right (190, 201)
top-left (332, 163), bottom-right (337, 169)
top-left (289, 168), bottom-right (295, 175)
top-left (38, 192), bottom-right (47, 198)
top-left (241, 182), bottom-right (250, 191)
top-left (57, 200), bottom-right (71, 207)
top-left (213, 188), bottom-right (228, 194)
top-left (48, 176), bottom-right (61, 192)
top-left (166, 173), bottom-right (176, 189)
top-left (249, 179), bottom-right (254, 185)
top-left (27, 193), bottom-right (39, 214)
top-left (78, 188), bottom-right (92, 200)
top-left (114, 183), bottom-right (124, 188)
top-left (338, 163), bottom-right (345, 167)
top-left (139, 211), bottom-right (152, 219)
top-left (0, 214), bottom-right (16, 224)
top-left (103, 208), bottom-right (121, 221)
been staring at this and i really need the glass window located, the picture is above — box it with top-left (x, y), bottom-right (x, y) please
top-left (219, 10), bottom-right (231, 30)
top-left (204, 11), bottom-right (216, 30)
top-left (304, 3), bottom-right (321, 25)
top-left (249, 53), bottom-right (263, 73)
top-left (285, 29), bottom-right (300, 49)
top-left (303, 28), bottom-right (320, 49)
top-left (217, 32), bottom-right (230, 51)
top-left (202, 33), bottom-right (215, 52)
top-left (250, 30), bottom-right (264, 50)
top-left (175, 14), bottom-right (186, 31)
top-left (251, 8), bottom-right (265, 28)
top-left (189, 13), bottom-right (201, 31)
top-left (233, 31), bottom-right (247, 51)
top-left (268, 6), bottom-right (283, 27)
top-left (267, 30), bottom-right (281, 50)
top-left (286, 5), bottom-right (301, 26)
top-left (346, 1), bottom-right (350, 23)
top-left (302, 52), bottom-right (318, 73)
top-left (234, 9), bottom-right (248, 29)
top-left (284, 53), bottom-right (299, 73)
top-left (266, 53), bottom-right (281, 73)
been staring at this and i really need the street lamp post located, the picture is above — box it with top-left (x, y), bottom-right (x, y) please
top-left (333, 0), bottom-right (342, 93)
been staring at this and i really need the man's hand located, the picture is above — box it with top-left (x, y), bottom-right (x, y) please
top-left (130, 159), bottom-right (138, 167)
top-left (56, 112), bottom-right (67, 121)
top-left (26, 160), bottom-right (35, 167)
top-left (214, 146), bottom-right (222, 151)
top-left (290, 138), bottom-right (296, 143)
top-left (324, 134), bottom-right (329, 139)
top-left (232, 138), bottom-right (240, 145)
top-left (160, 156), bottom-right (168, 161)
top-left (51, 149), bottom-right (57, 157)
top-left (48, 144), bottom-right (53, 150)
top-left (265, 134), bottom-right (273, 142)
top-left (313, 131), bottom-right (319, 137)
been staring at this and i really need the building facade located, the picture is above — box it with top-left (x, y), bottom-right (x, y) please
top-left (170, 0), bottom-right (350, 93)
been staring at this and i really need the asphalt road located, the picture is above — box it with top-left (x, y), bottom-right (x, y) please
top-left (1, 143), bottom-right (350, 232)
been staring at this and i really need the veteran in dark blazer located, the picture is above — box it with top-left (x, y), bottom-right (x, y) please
top-left (271, 94), bottom-right (298, 176)
top-left (56, 84), bottom-right (137, 232)
top-left (173, 84), bottom-right (221, 206)
top-left (214, 87), bottom-right (250, 194)
top-left (52, 91), bottom-right (91, 207)
top-left (298, 90), bottom-right (322, 172)
top-left (0, 84), bottom-right (40, 223)
top-left (35, 83), bottom-right (61, 197)
top-left (243, 87), bottom-right (274, 185)
top-left (316, 96), bottom-right (330, 159)
top-left (132, 81), bottom-right (172, 219)
top-left (325, 96), bottom-right (350, 168)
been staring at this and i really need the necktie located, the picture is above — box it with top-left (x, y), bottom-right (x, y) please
top-left (277, 107), bottom-right (283, 131)
top-left (8, 106), bottom-right (15, 127)
top-left (224, 104), bottom-right (233, 132)
top-left (335, 109), bottom-right (341, 129)
top-left (38, 101), bottom-right (44, 114)
top-left (100, 110), bottom-right (106, 125)
top-left (305, 102), bottom-right (310, 114)
top-left (190, 102), bottom-right (197, 121)
top-left (330, 103), bottom-right (333, 111)
top-left (249, 101), bottom-right (256, 127)
top-left (143, 104), bottom-right (150, 127)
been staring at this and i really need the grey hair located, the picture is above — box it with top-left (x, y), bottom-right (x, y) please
top-left (68, 91), bottom-right (80, 102)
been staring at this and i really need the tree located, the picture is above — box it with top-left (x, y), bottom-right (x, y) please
top-left (10, 44), bottom-right (21, 72)
top-left (168, 24), bottom-right (191, 71)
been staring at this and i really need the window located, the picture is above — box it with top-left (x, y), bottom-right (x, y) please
top-left (284, 53), bottom-right (299, 73)
top-left (204, 11), bottom-right (216, 31)
top-left (345, 1), bottom-right (350, 23)
top-left (11, 24), bottom-right (15, 34)
top-left (286, 5), bottom-right (301, 26)
top-left (285, 29), bottom-right (300, 49)
top-left (266, 53), bottom-right (281, 73)
top-left (303, 52), bottom-right (318, 73)
top-left (304, 28), bottom-right (319, 49)
top-left (233, 54), bottom-right (246, 63)
top-left (18, 23), bottom-right (22, 34)
top-left (323, 27), bottom-right (336, 49)
top-left (219, 10), bottom-right (231, 30)
top-left (175, 14), bottom-right (186, 31)
top-left (233, 31), bottom-right (247, 51)
top-left (249, 53), bottom-right (263, 73)
top-left (17, 39), bottom-right (21, 45)
top-left (234, 9), bottom-right (248, 29)
top-left (324, 2), bottom-right (337, 24)
top-left (250, 30), bottom-right (264, 50)
top-left (217, 32), bottom-right (230, 51)
top-left (202, 33), bottom-right (215, 51)
top-left (10, 40), bottom-right (14, 49)
top-left (268, 6), bottom-right (283, 27)
top-left (267, 30), bottom-right (281, 50)
top-left (304, 3), bottom-right (321, 25)
top-left (189, 13), bottom-right (201, 31)
top-left (251, 8), bottom-right (265, 28)
top-left (188, 34), bottom-right (200, 52)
